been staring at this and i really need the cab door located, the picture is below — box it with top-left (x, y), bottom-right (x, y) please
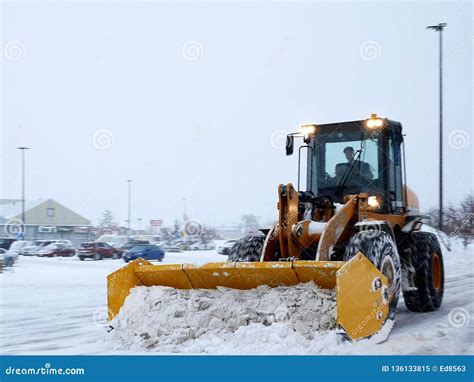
top-left (388, 130), bottom-right (405, 214)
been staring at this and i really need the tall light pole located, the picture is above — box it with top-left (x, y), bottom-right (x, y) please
top-left (17, 147), bottom-right (30, 239)
top-left (127, 180), bottom-right (132, 235)
top-left (427, 22), bottom-right (447, 232)
top-left (182, 197), bottom-right (187, 222)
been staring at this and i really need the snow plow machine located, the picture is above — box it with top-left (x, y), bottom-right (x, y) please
top-left (108, 115), bottom-right (444, 341)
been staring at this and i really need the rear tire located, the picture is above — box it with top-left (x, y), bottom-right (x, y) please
top-left (93, 253), bottom-right (102, 261)
top-left (228, 235), bottom-right (265, 262)
top-left (112, 252), bottom-right (120, 260)
top-left (79, 256), bottom-right (85, 261)
top-left (344, 230), bottom-right (401, 320)
top-left (402, 232), bottom-right (444, 312)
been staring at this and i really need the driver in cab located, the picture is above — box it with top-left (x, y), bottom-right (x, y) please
top-left (335, 146), bottom-right (373, 181)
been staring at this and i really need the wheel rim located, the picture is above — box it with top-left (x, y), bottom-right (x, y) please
top-left (380, 255), bottom-right (396, 299)
top-left (432, 252), bottom-right (442, 291)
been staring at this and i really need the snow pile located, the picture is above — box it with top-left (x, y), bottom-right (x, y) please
top-left (109, 282), bottom-right (337, 354)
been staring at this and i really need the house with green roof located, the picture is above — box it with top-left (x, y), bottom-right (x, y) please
top-left (0, 199), bottom-right (92, 246)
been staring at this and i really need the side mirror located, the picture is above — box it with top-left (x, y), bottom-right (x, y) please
top-left (286, 135), bottom-right (294, 156)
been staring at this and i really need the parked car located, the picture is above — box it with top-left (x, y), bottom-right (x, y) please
top-left (190, 241), bottom-right (216, 251)
top-left (217, 239), bottom-right (237, 255)
top-left (181, 239), bottom-right (200, 251)
top-left (123, 244), bottom-right (165, 263)
top-left (21, 240), bottom-right (73, 256)
top-left (0, 248), bottom-right (19, 268)
top-left (8, 240), bottom-right (29, 254)
top-left (159, 243), bottom-right (182, 253)
top-left (21, 240), bottom-right (53, 256)
top-left (77, 242), bottom-right (121, 260)
top-left (0, 238), bottom-right (17, 251)
top-left (117, 240), bottom-right (150, 254)
top-left (36, 243), bottom-right (76, 257)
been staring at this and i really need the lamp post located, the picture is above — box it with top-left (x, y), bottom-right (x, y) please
top-left (426, 22), bottom-right (447, 232)
top-left (127, 180), bottom-right (132, 235)
top-left (17, 147), bottom-right (30, 239)
top-left (182, 197), bottom-right (187, 222)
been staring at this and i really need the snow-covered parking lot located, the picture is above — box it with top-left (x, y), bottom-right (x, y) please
top-left (1, 244), bottom-right (472, 355)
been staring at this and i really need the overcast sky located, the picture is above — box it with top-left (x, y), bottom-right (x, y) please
top-left (1, 1), bottom-right (472, 228)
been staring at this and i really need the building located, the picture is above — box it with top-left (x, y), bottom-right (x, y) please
top-left (214, 225), bottom-right (244, 240)
top-left (0, 199), bottom-right (93, 247)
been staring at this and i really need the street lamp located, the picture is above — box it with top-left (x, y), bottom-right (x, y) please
top-left (426, 22), bottom-right (447, 232)
top-left (127, 180), bottom-right (132, 235)
top-left (182, 197), bottom-right (187, 221)
top-left (17, 147), bottom-right (30, 239)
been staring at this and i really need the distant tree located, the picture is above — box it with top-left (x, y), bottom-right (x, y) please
top-left (427, 194), bottom-right (474, 248)
top-left (173, 220), bottom-right (181, 239)
top-left (98, 209), bottom-right (118, 228)
top-left (199, 225), bottom-right (218, 241)
top-left (159, 227), bottom-right (173, 242)
top-left (240, 214), bottom-right (260, 235)
top-left (454, 194), bottom-right (474, 247)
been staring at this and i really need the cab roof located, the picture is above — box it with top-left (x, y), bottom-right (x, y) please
top-left (316, 119), bottom-right (403, 135)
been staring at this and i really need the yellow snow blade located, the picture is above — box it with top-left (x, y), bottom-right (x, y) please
top-left (107, 253), bottom-right (388, 341)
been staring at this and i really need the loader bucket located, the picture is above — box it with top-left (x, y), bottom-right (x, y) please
top-left (107, 253), bottom-right (389, 341)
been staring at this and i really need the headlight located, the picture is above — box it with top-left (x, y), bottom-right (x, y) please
top-left (368, 195), bottom-right (380, 208)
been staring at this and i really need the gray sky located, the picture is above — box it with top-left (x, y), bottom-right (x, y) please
top-left (1, 1), bottom-right (472, 228)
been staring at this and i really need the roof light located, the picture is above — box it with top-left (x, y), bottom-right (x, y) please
top-left (300, 124), bottom-right (318, 143)
top-left (365, 114), bottom-right (384, 129)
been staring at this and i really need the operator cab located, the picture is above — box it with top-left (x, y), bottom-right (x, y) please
top-left (286, 115), bottom-right (406, 215)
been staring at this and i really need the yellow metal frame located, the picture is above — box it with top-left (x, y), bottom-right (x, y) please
top-left (107, 253), bottom-right (388, 341)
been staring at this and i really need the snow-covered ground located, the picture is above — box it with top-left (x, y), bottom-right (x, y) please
top-left (0, 242), bottom-right (472, 355)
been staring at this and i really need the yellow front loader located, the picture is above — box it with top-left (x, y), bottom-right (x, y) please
top-left (108, 115), bottom-right (445, 342)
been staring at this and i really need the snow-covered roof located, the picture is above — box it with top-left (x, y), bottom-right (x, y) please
top-left (0, 199), bottom-right (91, 225)
top-left (0, 199), bottom-right (47, 219)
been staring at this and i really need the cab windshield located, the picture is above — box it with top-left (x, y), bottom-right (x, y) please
top-left (309, 130), bottom-right (384, 203)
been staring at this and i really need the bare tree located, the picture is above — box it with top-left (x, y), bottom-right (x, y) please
top-left (240, 214), bottom-right (260, 235)
top-left (428, 194), bottom-right (474, 248)
top-left (98, 209), bottom-right (118, 228)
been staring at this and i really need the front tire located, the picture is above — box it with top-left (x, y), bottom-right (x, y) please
top-left (228, 235), bottom-right (265, 262)
top-left (402, 232), bottom-right (444, 312)
top-left (93, 253), bottom-right (102, 261)
top-left (344, 230), bottom-right (401, 320)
